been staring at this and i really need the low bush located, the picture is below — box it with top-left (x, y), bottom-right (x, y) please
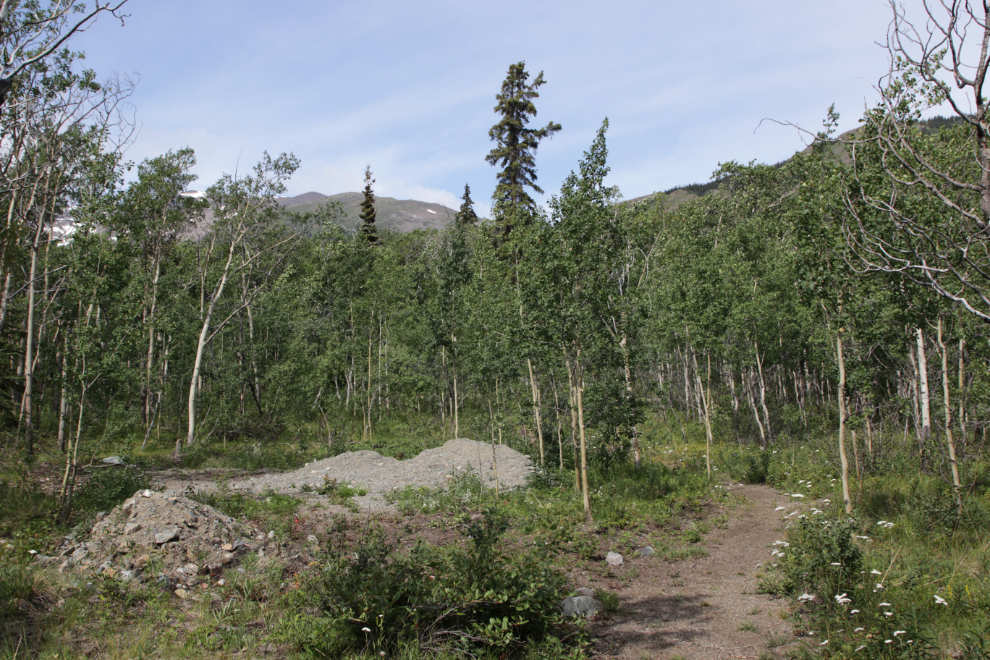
top-left (301, 508), bottom-right (583, 658)
top-left (73, 466), bottom-right (151, 514)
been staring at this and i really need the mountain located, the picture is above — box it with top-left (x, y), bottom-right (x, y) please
top-left (629, 116), bottom-right (964, 211)
top-left (278, 191), bottom-right (454, 233)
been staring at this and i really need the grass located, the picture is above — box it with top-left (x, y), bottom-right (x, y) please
top-left (0, 411), bottom-right (733, 659)
top-left (718, 435), bottom-right (990, 660)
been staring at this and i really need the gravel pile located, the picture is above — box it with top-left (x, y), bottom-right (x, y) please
top-left (51, 490), bottom-right (260, 584)
top-left (231, 438), bottom-right (534, 502)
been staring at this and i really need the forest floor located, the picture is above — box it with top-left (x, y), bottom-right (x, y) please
top-left (146, 466), bottom-right (806, 659)
top-left (584, 484), bottom-right (802, 660)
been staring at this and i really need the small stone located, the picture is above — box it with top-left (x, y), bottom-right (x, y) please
top-left (561, 596), bottom-right (600, 619)
top-left (231, 539), bottom-right (246, 551)
top-left (102, 567), bottom-right (117, 578)
top-left (174, 588), bottom-right (187, 599)
top-left (95, 511), bottom-right (107, 520)
top-left (221, 543), bottom-right (233, 552)
top-left (257, 548), bottom-right (265, 558)
top-left (267, 530), bottom-right (275, 539)
top-left (307, 535), bottom-right (318, 543)
top-left (124, 523), bottom-right (142, 535)
top-left (141, 490), bottom-right (153, 498)
top-left (120, 570), bottom-right (135, 581)
top-left (134, 554), bottom-right (151, 568)
top-left (637, 546), bottom-right (655, 557)
top-left (217, 578), bottom-right (225, 586)
top-left (155, 528), bottom-right (180, 545)
top-left (605, 552), bottom-right (624, 566)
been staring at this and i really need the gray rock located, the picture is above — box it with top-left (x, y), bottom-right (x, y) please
top-left (124, 523), bottom-right (142, 535)
top-left (102, 456), bottom-right (124, 465)
top-left (606, 551), bottom-right (624, 566)
top-left (154, 528), bottom-right (180, 544)
top-left (574, 587), bottom-right (595, 597)
top-left (637, 546), bottom-right (655, 557)
top-left (561, 595), bottom-right (600, 618)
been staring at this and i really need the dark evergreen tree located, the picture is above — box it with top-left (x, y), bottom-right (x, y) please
top-left (455, 183), bottom-right (479, 226)
top-left (486, 61), bottom-right (560, 236)
top-left (358, 165), bottom-right (378, 244)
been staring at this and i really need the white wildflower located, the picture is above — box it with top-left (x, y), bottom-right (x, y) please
top-left (871, 569), bottom-right (882, 575)
top-left (894, 631), bottom-right (906, 636)
top-left (934, 594), bottom-right (947, 605)
top-left (798, 593), bottom-right (816, 602)
top-left (835, 593), bottom-right (852, 604)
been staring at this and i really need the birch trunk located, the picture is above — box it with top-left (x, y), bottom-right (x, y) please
top-left (620, 334), bottom-right (641, 469)
top-left (185, 240), bottom-right (237, 451)
top-left (692, 349), bottom-right (713, 478)
top-left (575, 356), bottom-right (592, 523)
top-left (936, 318), bottom-right (962, 512)
top-left (527, 357), bottom-right (544, 465)
top-left (916, 328), bottom-right (932, 467)
top-left (754, 340), bottom-right (773, 443)
top-left (837, 332), bottom-right (852, 513)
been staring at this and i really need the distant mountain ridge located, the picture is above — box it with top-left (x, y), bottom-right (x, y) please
top-left (628, 115), bottom-right (963, 211)
top-left (278, 191), bottom-right (454, 234)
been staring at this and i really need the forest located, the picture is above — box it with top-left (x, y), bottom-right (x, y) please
top-left (1, 1), bottom-right (989, 659)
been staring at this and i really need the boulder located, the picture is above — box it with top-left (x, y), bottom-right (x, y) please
top-left (561, 595), bottom-right (600, 619)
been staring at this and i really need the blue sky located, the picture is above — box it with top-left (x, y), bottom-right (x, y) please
top-left (72, 0), bottom-right (908, 214)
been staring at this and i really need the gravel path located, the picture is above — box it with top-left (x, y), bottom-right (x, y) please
top-left (588, 484), bottom-right (803, 659)
top-left (228, 438), bottom-right (534, 510)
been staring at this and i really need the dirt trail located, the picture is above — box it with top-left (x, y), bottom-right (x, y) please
top-left (589, 484), bottom-right (801, 659)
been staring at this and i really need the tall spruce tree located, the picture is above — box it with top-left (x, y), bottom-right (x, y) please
top-left (455, 183), bottom-right (479, 226)
top-left (486, 62), bottom-right (560, 236)
top-left (358, 165), bottom-right (378, 244)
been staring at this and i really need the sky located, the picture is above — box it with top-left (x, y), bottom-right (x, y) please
top-left (69, 0), bottom-right (924, 215)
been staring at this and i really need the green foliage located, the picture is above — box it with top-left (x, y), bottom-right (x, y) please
top-left (302, 509), bottom-right (580, 657)
top-left (73, 466), bottom-right (152, 514)
top-left (487, 61), bottom-right (561, 229)
top-left (359, 165), bottom-right (378, 244)
top-left (187, 483), bottom-right (300, 537)
top-left (777, 516), bottom-right (862, 597)
top-left (177, 440), bottom-right (310, 471)
top-left (713, 445), bottom-right (771, 483)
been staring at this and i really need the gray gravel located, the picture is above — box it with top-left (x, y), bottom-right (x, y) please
top-left (230, 438), bottom-right (534, 510)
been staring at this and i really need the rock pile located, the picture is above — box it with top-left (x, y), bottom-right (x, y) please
top-left (56, 490), bottom-right (259, 585)
top-left (232, 437), bottom-right (534, 497)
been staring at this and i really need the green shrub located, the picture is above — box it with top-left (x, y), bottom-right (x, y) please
top-left (779, 516), bottom-right (862, 598)
top-left (714, 445), bottom-right (771, 483)
top-left (303, 508), bottom-right (580, 657)
top-left (73, 466), bottom-right (151, 514)
top-left (177, 441), bottom-right (309, 471)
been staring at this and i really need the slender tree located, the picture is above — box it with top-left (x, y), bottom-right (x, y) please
top-left (359, 165), bottom-right (378, 245)
top-left (455, 183), bottom-right (478, 226)
top-left (486, 61), bottom-right (560, 235)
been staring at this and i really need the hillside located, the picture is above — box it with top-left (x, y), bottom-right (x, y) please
top-left (279, 192), bottom-right (454, 233)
